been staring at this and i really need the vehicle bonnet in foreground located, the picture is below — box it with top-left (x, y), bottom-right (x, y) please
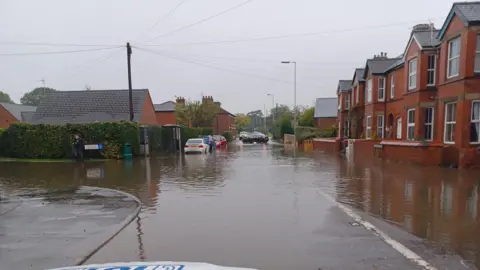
top-left (46, 262), bottom-right (258, 270)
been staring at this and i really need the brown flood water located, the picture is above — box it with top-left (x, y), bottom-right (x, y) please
top-left (1, 143), bottom-right (480, 269)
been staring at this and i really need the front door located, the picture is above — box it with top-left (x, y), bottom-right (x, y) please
top-left (396, 118), bottom-right (402, 139)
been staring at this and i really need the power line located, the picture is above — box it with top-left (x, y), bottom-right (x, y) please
top-left (143, 17), bottom-right (444, 47)
top-left (147, 49), bottom-right (363, 65)
top-left (146, 0), bottom-right (255, 42)
top-left (0, 46), bottom-right (122, 56)
top-left (0, 41), bottom-right (121, 47)
top-left (136, 47), bottom-right (323, 88)
top-left (63, 47), bottom-right (124, 78)
top-left (148, 0), bottom-right (188, 31)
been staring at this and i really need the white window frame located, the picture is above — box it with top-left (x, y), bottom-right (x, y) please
top-left (367, 79), bottom-right (372, 103)
top-left (475, 35), bottom-right (480, 73)
top-left (407, 108), bottom-right (415, 140)
top-left (390, 75), bottom-right (395, 99)
top-left (377, 115), bottom-right (384, 139)
top-left (424, 107), bottom-right (434, 141)
top-left (378, 77), bottom-right (385, 102)
top-left (408, 58), bottom-right (417, 91)
top-left (344, 120), bottom-right (350, 138)
top-left (447, 37), bottom-right (461, 79)
top-left (366, 116), bottom-right (372, 139)
top-left (444, 102), bottom-right (457, 144)
top-left (471, 100), bottom-right (480, 144)
top-left (427, 55), bottom-right (436, 86)
top-left (345, 94), bottom-right (350, 109)
top-left (396, 117), bottom-right (402, 139)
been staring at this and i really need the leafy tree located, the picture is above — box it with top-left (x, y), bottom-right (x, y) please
top-left (298, 107), bottom-right (315, 127)
top-left (0, 91), bottom-right (14, 104)
top-left (235, 113), bottom-right (251, 131)
top-left (175, 99), bottom-right (219, 127)
top-left (20, 87), bottom-right (56, 106)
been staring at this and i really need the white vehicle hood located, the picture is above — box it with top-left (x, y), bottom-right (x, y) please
top-left (46, 261), bottom-right (258, 270)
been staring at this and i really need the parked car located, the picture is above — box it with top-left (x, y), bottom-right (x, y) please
top-left (242, 132), bottom-right (269, 144)
top-left (184, 138), bottom-right (208, 154)
top-left (213, 135), bottom-right (227, 147)
top-left (239, 131), bottom-right (249, 140)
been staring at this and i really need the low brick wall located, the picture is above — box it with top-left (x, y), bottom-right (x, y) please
top-left (351, 140), bottom-right (380, 160)
top-left (375, 141), bottom-right (444, 166)
top-left (312, 138), bottom-right (341, 152)
top-left (459, 147), bottom-right (480, 169)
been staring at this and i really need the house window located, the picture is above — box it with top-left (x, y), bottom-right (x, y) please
top-left (407, 109), bottom-right (415, 140)
top-left (390, 75), bottom-right (395, 98)
top-left (367, 79), bottom-right (373, 103)
top-left (345, 94), bottom-right (350, 109)
top-left (408, 58), bottom-right (417, 91)
top-left (424, 107), bottom-right (434, 141)
top-left (471, 101), bottom-right (480, 143)
top-left (396, 117), bottom-right (402, 139)
top-left (378, 77), bottom-right (385, 101)
top-left (475, 35), bottom-right (480, 72)
top-left (447, 37), bottom-right (460, 78)
top-left (366, 116), bottom-right (372, 139)
top-left (344, 120), bottom-right (350, 137)
top-left (377, 115), bottom-right (384, 139)
top-left (427, 55), bottom-right (436, 86)
top-left (444, 102), bottom-right (457, 143)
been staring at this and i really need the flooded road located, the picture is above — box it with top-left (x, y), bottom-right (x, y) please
top-left (1, 143), bottom-right (480, 269)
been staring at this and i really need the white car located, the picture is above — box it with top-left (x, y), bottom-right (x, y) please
top-left (47, 261), bottom-right (258, 270)
top-left (184, 138), bottom-right (208, 154)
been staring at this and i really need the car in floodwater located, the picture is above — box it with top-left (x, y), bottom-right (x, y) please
top-left (184, 138), bottom-right (208, 154)
top-left (213, 135), bottom-right (227, 147)
top-left (240, 131), bottom-right (269, 144)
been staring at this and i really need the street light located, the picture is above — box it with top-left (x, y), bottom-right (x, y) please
top-left (281, 61), bottom-right (297, 135)
top-left (267, 93), bottom-right (275, 123)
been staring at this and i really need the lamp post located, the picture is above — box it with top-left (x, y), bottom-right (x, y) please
top-left (267, 93), bottom-right (275, 123)
top-left (281, 61), bottom-right (297, 140)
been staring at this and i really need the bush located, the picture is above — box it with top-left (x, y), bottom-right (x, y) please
top-left (0, 128), bottom-right (5, 137)
top-left (180, 127), bottom-right (213, 146)
top-left (222, 132), bottom-right (232, 142)
top-left (0, 121), bottom-right (140, 159)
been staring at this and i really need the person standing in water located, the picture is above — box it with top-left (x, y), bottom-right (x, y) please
top-left (73, 134), bottom-right (85, 161)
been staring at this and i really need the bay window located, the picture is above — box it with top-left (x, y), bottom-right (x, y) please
top-left (378, 77), bottom-right (385, 101)
top-left (476, 35), bottom-right (480, 72)
top-left (407, 109), bottom-right (415, 140)
top-left (424, 107), bottom-right (434, 141)
top-left (444, 102), bottom-right (456, 143)
top-left (367, 79), bottom-right (372, 103)
top-left (447, 37), bottom-right (460, 78)
top-left (408, 58), bottom-right (417, 91)
top-left (390, 75), bottom-right (395, 98)
top-left (471, 101), bottom-right (480, 143)
top-left (345, 94), bottom-right (350, 109)
top-left (366, 116), bottom-right (372, 139)
top-left (427, 55), bottom-right (436, 86)
top-left (377, 115), bottom-right (384, 139)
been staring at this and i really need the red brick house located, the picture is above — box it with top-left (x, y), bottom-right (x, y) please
top-left (314, 97), bottom-right (337, 131)
top-left (337, 80), bottom-right (352, 137)
top-left (0, 103), bottom-right (37, 128)
top-left (154, 101), bottom-right (176, 125)
top-left (332, 2), bottom-right (480, 168)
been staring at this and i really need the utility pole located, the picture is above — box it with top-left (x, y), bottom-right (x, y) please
top-left (264, 104), bottom-right (267, 133)
top-left (127, 42), bottom-right (134, 121)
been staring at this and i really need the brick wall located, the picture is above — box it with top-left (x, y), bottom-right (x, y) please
top-left (375, 143), bottom-right (444, 166)
top-left (0, 105), bottom-right (17, 128)
top-left (155, 111), bottom-right (176, 125)
top-left (315, 117), bottom-right (336, 131)
top-left (140, 92), bottom-right (159, 125)
top-left (312, 138), bottom-right (341, 152)
top-left (352, 140), bottom-right (379, 160)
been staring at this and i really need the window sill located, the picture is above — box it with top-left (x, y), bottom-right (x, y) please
top-left (446, 74), bottom-right (459, 80)
top-left (444, 141), bottom-right (455, 145)
top-left (470, 142), bottom-right (480, 145)
top-left (380, 140), bottom-right (428, 147)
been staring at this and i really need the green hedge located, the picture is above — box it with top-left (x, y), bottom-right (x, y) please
top-left (222, 132), bottom-right (232, 142)
top-left (0, 122), bottom-right (140, 159)
top-left (181, 127), bottom-right (213, 145)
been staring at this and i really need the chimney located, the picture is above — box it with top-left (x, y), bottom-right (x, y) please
top-left (214, 101), bottom-right (221, 107)
top-left (176, 96), bottom-right (185, 105)
top-left (380, 52), bottom-right (384, 57)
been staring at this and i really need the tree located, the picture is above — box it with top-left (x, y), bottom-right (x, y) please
top-left (298, 107), bottom-right (315, 127)
top-left (20, 87), bottom-right (56, 106)
top-left (175, 99), bottom-right (219, 127)
top-left (0, 91), bottom-right (14, 104)
top-left (235, 113), bottom-right (251, 131)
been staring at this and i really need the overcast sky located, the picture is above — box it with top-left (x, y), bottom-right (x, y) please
top-left (0, 0), bottom-right (458, 113)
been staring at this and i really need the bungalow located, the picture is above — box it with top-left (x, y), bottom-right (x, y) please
top-left (0, 103), bottom-right (37, 128)
top-left (31, 89), bottom-right (157, 125)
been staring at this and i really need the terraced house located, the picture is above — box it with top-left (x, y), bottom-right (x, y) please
top-left (337, 2), bottom-right (480, 168)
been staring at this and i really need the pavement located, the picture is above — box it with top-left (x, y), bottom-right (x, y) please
top-left (0, 186), bottom-right (140, 270)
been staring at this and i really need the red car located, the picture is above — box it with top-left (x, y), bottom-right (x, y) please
top-left (213, 135), bottom-right (227, 147)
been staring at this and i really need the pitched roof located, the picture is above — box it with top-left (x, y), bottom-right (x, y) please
top-left (365, 58), bottom-right (402, 75)
top-left (0, 103), bottom-right (37, 121)
top-left (355, 69), bottom-right (365, 82)
top-left (314, 97), bottom-right (338, 118)
top-left (154, 101), bottom-right (176, 112)
top-left (337, 80), bottom-right (352, 92)
top-left (31, 89), bottom-right (150, 124)
top-left (438, 2), bottom-right (480, 39)
top-left (21, 111), bottom-right (35, 122)
top-left (413, 30), bottom-right (441, 47)
top-left (385, 57), bottom-right (405, 73)
top-left (219, 107), bottom-right (235, 117)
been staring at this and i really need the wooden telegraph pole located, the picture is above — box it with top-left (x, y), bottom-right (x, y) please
top-left (127, 42), bottom-right (134, 121)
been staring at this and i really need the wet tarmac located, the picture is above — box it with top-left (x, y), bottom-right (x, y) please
top-left (1, 142), bottom-right (480, 269)
top-left (0, 186), bottom-right (139, 270)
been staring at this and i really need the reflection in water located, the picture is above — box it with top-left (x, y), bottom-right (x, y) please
top-left (336, 159), bottom-right (480, 268)
top-left (2, 146), bottom-right (480, 269)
